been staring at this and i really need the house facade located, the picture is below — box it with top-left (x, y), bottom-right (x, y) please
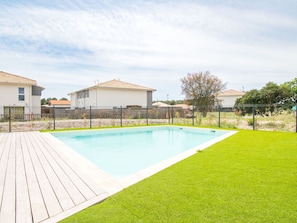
top-left (217, 89), bottom-right (245, 107)
top-left (0, 71), bottom-right (44, 119)
top-left (68, 79), bottom-right (156, 109)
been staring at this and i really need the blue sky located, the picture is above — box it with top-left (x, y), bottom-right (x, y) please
top-left (1, 0), bottom-right (296, 101)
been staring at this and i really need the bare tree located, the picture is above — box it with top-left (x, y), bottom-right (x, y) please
top-left (181, 71), bottom-right (226, 117)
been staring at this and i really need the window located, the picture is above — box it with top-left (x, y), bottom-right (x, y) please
top-left (18, 87), bottom-right (25, 101)
top-left (77, 90), bottom-right (89, 98)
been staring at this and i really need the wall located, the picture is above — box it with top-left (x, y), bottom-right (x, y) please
top-left (95, 88), bottom-right (147, 108)
top-left (0, 84), bottom-right (30, 114)
top-left (0, 84), bottom-right (42, 115)
top-left (217, 95), bottom-right (242, 107)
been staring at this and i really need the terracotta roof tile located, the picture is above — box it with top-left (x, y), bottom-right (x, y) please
top-left (49, 100), bottom-right (71, 105)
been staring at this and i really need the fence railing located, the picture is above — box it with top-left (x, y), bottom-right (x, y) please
top-left (0, 104), bottom-right (296, 133)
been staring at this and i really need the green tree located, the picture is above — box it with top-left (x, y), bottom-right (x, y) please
top-left (283, 77), bottom-right (297, 108)
top-left (235, 80), bottom-right (293, 115)
top-left (180, 71), bottom-right (226, 117)
top-left (40, 97), bottom-right (58, 105)
top-left (235, 89), bottom-right (262, 115)
top-left (261, 82), bottom-right (285, 114)
top-left (41, 98), bottom-right (47, 105)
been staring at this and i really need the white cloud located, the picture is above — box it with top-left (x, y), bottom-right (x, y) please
top-left (0, 0), bottom-right (296, 100)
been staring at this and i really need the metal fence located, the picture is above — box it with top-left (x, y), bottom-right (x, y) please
top-left (0, 104), bottom-right (296, 132)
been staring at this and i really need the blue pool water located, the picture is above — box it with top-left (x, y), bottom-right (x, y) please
top-left (51, 126), bottom-right (230, 179)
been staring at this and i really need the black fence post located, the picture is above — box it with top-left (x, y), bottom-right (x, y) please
top-left (218, 105), bottom-right (221, 127)
top-left (146, 106), bottom-right (148, 125)
top-left (168, 106), bottom-right (170, 124)
top-left (295, 101), bottom-right (297, 133)
top-left (90, 106), bottom-right (92, 129)
top-left (120, 106), bottom-right (123, 127)
top-left (53, 105), bottom-right (56, 130)
top-left (252, 105), bottom-right (255, 130)
top-left (171, 107), bottom-right (174, 124)
top-left (9, 106), bottom-right (11, 132)
top-left (192, 105), bottom-right (194, 126)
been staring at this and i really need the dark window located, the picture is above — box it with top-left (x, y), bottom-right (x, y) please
top-left (77, 90), bottom-right (89, 98)
top-left (32, 86), bottom-right (43, 96)
top-left (18, 87), bottom-right (25, 101)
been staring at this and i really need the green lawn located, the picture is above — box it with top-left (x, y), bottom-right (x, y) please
top-left (61, 130), bottom-right (297, 223)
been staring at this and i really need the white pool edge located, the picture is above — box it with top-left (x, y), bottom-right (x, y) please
top-left (118, 129), bottom-right (238, 188)
top-left (45, 127), bottom-right (237, 222)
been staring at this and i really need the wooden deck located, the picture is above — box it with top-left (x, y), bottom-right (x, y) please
top-left (0, 132), bottom-right (123, 223)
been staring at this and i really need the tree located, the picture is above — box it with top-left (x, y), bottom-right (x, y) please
top-left (180, 71), bottom-right (226, 117)
top-left (235, 81), bottom-right (292, 115)
top-left (41, 98), bottom-right (47, 105)
top-left (235, 89), bottom-right (262, 115)
top-left (40, 97), bottom-right (57, 105)
top-left (282, 77), bottom-right (297, 108)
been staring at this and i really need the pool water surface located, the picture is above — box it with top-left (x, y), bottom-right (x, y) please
top-left (51, 126), bottom-right (232, 179)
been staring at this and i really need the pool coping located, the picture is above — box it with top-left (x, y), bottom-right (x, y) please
top-left (45, 126), bottom-right (238, 221)
top-left (118, 128), bottom-right (237, 187)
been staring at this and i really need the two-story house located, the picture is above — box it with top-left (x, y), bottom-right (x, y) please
top-left (68, 79), bottom-right (156, 109)
top-left (216, 89), bottom-right (245, 108)
top-left (0, 71), bottom-right (44, 119)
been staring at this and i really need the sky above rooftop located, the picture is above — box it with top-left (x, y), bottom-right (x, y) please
top-left (1, 0), bottom-right (296, 101)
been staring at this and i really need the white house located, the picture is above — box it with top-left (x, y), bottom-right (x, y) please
top-left (217, 89), bottom-right (245, 107)
top-left (0, 71), bottom-right (44, 119)
top-left (68, 79), bottom-right (156, 109)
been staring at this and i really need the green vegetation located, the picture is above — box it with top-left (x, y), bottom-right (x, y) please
top-left (60, 130), bottom-right (297, 223)
top-left (235, 78), bottom-right (297, 116)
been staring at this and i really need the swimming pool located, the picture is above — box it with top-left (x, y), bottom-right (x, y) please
top-left (51, 126), bottom-right (234, 179)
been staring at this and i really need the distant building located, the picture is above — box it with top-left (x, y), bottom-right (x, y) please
top-left (48, 99), bottom-right (71, 108)
top-left (173, 104), bottom-right (191, 110)
top-left (217, 89), bottom-right (245, 107)
top-left (68, 79), bottom-right (156, 109)
top-left (41, 99), bottom-right (71, 117)
top-left (152, 101), bottom-right (170, 107)
top-left (0, 71), bottom-right (44, 119)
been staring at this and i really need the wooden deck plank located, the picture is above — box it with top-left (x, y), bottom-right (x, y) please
top-left (29, 132), bottom-right (75, 211)
top-left (0, 133), bottom-right (7, 156)
top-left (41, 133), bottom-right (116, 195)
top-left (25, 133), bottom-right (63, 218)
top-left (0, 133), bottom-right (16, 223)
top-left (0, 133), bottom-right (10, 209)
top-left (37, 133), bottom-right (106, 196)
top-left (15, 133), bottom-right (32, 223)
top-left (22, 134), bottom-right (49, 223)
top-left (0, 132), bottom-right (115, 223)
top-left (31, 132), bottom-right (87, 206)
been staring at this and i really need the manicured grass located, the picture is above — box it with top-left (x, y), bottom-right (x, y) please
top-left (61, 130), bottom-right (297, 223)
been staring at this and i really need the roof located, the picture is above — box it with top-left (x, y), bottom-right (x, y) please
top-left (69, 79), bottom-right (156, 94)
top-left (173, 104), bottom-right (190, 109)
top-left (0, 71), bottom-right (37, 85)
top-left (217, 89), bottom-right (245, 97)
top-left (49, 100), bottom-right (71, 106)
top-left (152, 102), bottom-right (171, 107)
top-left (96, 79), bottom-right (156, 91)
